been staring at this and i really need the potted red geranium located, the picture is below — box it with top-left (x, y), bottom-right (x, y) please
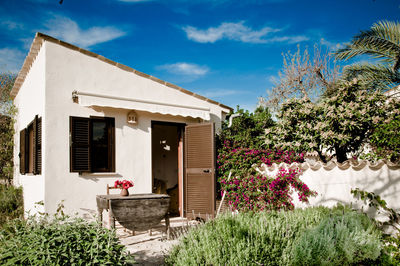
top-left (114, 180), bottom-right (134, 196)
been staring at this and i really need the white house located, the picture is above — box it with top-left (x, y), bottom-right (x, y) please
top-left (12, 32), bottom-right (232, 218)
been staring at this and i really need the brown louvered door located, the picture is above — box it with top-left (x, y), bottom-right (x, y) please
top-left (70, 117), bottom-right (91, 172)
top-left (184, 123), bottom-right (215, 219)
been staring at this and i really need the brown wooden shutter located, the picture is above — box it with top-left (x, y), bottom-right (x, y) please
top-left (108, 117), bottom-right (115, 172)
top-left (33, 116), bottom-right (42, 175)
top-left (184, 123), bottom-right (216, 219)
top-left (70, 117), bottom-right (91, 172)
top-left (19, 129), bottom-right (27, 174)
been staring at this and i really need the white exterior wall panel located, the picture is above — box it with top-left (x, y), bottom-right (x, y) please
top-left (43, 42), bottom-right (227, 216)
top-left (13, 43), bottom-right (46, 216)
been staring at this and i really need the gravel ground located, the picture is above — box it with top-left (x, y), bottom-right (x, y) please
top-left (115, 217), bottom-right (199, 265)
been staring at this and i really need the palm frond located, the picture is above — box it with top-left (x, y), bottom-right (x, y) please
top-left (335, 20), bottom-right (400, 62)
top-left (342, 63), bottom-right (400, 90)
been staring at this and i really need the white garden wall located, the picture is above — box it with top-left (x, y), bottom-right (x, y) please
top-left (257, 160), bottom-right (400, 217)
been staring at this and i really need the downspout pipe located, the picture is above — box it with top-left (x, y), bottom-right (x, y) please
top-left (227, 113), bottom-right (242, 128)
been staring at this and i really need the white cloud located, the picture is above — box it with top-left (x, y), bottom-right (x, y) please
top-left (1, 21), bottom-right (24, 30)
top-left (182, 21), bottom-right (309, 45)
top-left (266, 35), bottom-right (309, 44)
top-left (183, 21), bottom-right (280, 43)
top-left (202, 89), bottom-right (241, 98)
top-left (0, 48), bottom-right (25, 73)
top-left (157, 62), bottom-right (209, 77)
top-left (43, 15), bottom-right (126, 48)
top-left (320, 38), bottom-right (346, 51)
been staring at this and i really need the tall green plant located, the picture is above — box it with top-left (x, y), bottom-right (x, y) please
top-left (0, 73), bottom-right (16, 186)
top-left (167, 206), bottom-right (382, 265)
top-left (0, 215), bottom-right (134, 265)
top-left (0, 184), bottom-right (23, 227)
top-left (291, 212), bottom-right (382, 265)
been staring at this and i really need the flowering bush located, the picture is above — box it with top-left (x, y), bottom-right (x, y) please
top-left (265, 79), bottom-right (399, 163)
top-left (114, 180), bottom-right (134, 190)
top-left (220, 168), bottom-right (316, 212)
top-left (216, 105), bottom-right (310, 211)
top-left (217, 144), bottom-right (304, 180)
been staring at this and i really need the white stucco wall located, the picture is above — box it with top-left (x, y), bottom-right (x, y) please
top-left (258, 162), bottom-right (400, 221)
top-left (13, 42), bottom-right (46, 216)
top-left (41, 41), bottom-right (228, 216)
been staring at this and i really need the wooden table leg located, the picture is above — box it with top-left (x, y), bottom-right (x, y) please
top-left (165, 213), bottom-right (170, 240)
top-left (109, 212), bottom-right (115, 229)
top-left (108, 201), bottom-right (116, 229)
top-left (97, 208), bottom-right (103, 225)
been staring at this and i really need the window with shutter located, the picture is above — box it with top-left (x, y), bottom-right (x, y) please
top-left (19, 115), bottom-right (42, 175)
top-left (70, 117), bottom-right (90, 172)
top-left (35, 117), bottom-right (42, 174)
top-left (70, 116), bottom-right (115, 173)
top-left (19, 129), bottom-right (27, 174)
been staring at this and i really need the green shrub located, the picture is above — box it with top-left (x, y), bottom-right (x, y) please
top-left (0, 184), bottom-right (23, 227)
top-left (291, 212), bottom-right (382, 265)
top-left (0, 216), bottom-right (133, 265)
top-left (167, 206), bottom-right (381, 265)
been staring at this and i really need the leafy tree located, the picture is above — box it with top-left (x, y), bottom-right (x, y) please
top-left (266, 79), bottom-right (397, 163)
top-left (0, 73), bottom-right (16, 186)
top-left (217, 105), bottom-right (274, 151)
top-left (367, 99), bottom-right (400, 162)
top-left (261, 45), bottom-right (341, 112)
top-left (335, 20), bottom-right (400, 90)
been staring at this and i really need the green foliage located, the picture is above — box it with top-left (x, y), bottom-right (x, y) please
top-left (0, 215), bottom-right (133, 265)
top-left (0, 115), bottom-right (14, 185)
top-left (335, 20), bottom-right (400, 89)
top-left (167, 206), bottom-right (381, 265)
top-left (0, 184), bottom-right (23, 228)
top-left (351, 188), bottom-right (400, 265)
top-left (266, 79), bottom-right (395, 163)
top-left (291, 212), bottom-right (382, 265)
top-left (217, 105), bottom-right (274, 151)
top-left (0, 73), bottom-right (16, 186)
top-left (368, 99), bottom-right (400, 162)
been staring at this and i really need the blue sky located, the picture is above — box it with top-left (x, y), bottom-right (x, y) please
top-left (0, 0), bottom-right (398, 111)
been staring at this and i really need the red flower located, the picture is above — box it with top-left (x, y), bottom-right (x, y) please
top-left (114, 179), bottom-right (134, 189)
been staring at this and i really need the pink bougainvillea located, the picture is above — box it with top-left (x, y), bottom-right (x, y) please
top-left (220, 168), bottom-right (316, 212)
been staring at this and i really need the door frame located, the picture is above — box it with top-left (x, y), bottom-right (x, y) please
top-left (151, 121), bottom-right (186, 217)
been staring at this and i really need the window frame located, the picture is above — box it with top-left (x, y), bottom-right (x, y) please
top-left (19, 115), bottom-right (41, 175)
top-left (70, 116), bottom-right (115, 173)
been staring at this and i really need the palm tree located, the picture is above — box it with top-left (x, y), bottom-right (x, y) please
top-left (335, 20), bottom-right (400, 90)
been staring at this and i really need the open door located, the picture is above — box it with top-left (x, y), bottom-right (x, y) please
top-left (184, 123), bottom-right (216, 219)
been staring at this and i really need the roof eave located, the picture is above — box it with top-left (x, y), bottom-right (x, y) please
top-left (10, 32), bottom-right (233, 112)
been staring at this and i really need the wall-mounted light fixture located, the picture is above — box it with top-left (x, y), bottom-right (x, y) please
top-left (127, 110), bottom-right (138, 124)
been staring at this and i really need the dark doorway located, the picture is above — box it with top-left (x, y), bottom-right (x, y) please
top-left (151, 121), bottom-right (184, 217)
